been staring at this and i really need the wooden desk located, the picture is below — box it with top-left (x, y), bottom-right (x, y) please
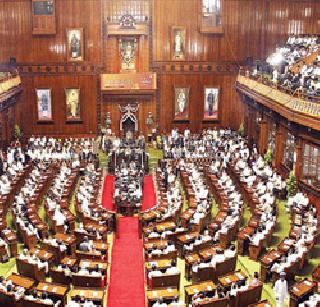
top-left (79, 259), bottom-right (108, 274)
top-left (92, 242), bottom-right (108, 254)
top-left (194, 296), bottom-right (228, 306)
top-left (143, 221), bottom-right (176, 234)
top-left (248, 300), bottom-right (272, 307)
top-left (289, 280), bottom-right (316, 307)
top-left (16, 257), bottom-right (46, 282)
top-left (144, 240), bottom-right (168, 251)
top-left (147, 288), bottom-right (179, 307)
top-left (60, 257), bottom-right (77, 269)
top-left (148, 272), bottom-right (180, 290)
top-left (145, 259), bottom-right (173, 271)
top-left (234, 282), bottom-right (263, 307)
top-left (37, 281), bottom-right (68, 305)
top-left (185, 253), bottom-right (200, 280)
top-left (176, 232), bottom-right (199, 256)
top-left (199, 247), bottom-right (219, 261)
top-left (260, 249), bottom-right (282, 282)
top-left (54, 233), bottom-right (76, 255)
top-left (72, 272), bottom-right (104, 288)
top-left (71, 288), bottom-right (105, 304)
top-left (76, 249), bottom-right (104, 261)
top-left (6, 273), bottom-right (35, 290)
top-left (218, 271), bottom-right (247, 287)
top-left (2, 229), bottom-right (17, 257)
top-left (49, 266), bottom-right (71, 286)
top-left (238, 226), bottom-right (255, 255)
top-left (29, 248), bottom-right (54, 263)
top-left (185, 281), bottom-right (216, 306)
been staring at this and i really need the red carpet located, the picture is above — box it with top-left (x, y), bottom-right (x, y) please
top-left (107, 217), bottom-right (145, 307)
top-left (102, 175), bottom-right (115, 210)
top-left (142, 175), bottom-right (156, 211)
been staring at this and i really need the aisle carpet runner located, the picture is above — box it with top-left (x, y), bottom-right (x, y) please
top-left (102, 175), bottom-right (115, 210)
top-left (107, 216), bottom-right (145, 307)
top-left (142, 175), bottom-right (156, 211)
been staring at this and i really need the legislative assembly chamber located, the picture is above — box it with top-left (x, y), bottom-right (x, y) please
top-left (0, 0), bottom-right (320, 306)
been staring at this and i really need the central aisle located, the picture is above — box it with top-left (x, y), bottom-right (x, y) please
top-left (102, 175), bottom-right (115, 210)
top-left (142, 175), bottom-right (156, 211)
top-left (107, 216), bottom-right (145, 307)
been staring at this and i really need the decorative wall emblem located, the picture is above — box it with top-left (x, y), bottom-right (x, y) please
top-left (119, 103), bottom-right (139, 132)
top-left (119, 14), bottom-right (136, 28)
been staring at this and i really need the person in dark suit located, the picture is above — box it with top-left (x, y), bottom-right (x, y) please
top-left (207, 90), bottom-right (216, 116)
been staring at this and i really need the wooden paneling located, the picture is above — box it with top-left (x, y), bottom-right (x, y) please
top-left (16, 74), bottom-right (98, 136)
top-left (101, 98), bottom-right (156, 136)
top-left (152, 0), bottom-right (266, 63)
top-left (159, 73), bottom-right (243, 133)
top-left (104, 35), bottom-right (150, 73)
top-left (264, 0), bottom-right (320, 58)
top-left (0, 0), bottom-right (102, 64)
top-left (153, 0), bottom-right (320, 63)
top-left (0, 105), bottom-right (16, 148)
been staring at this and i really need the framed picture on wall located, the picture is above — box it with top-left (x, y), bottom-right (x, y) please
top-left (174, 86), bottom-right (190, 121)
top-left (203, 86), bottom-right (219, 121)
top-left (66, 28), bottom-right (84, 62)
top-left (65, 88), bottom-right (81, 121)
top-left (36, 88), bottom-right (52, 121)
top-left (32, 0), bottom-right (56, 35)
top-left (171, 26), bottom-right (186, 61)
top-left (200, 0), bottom-right (223, 33)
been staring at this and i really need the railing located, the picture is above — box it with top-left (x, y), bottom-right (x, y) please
top-left (239, 68), bottom-right (320, 103)
top-left (237, 74), bottom-right (320, 119)
top-left (290, 49), bottom-right (319, 75)
top-left (0, 74), bottom-right (21, 95)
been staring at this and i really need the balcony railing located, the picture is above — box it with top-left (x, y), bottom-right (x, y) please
top-left (237, 74), bottom-right (320, 119)
top-left (0, 74), bottom-right (21, 96)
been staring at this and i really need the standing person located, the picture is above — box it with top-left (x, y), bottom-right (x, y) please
top-left (177, 89), bottom-right (186, 114)
top-left (70, 33), bottom-right (81, 59)
top-left (274, 271), bottom-right (289, 307)
top-left (207, 89), bottom-right (216, 116)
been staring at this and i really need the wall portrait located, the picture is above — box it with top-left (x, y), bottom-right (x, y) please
top-left (36, 88), bottom-right (52, 121)
top-left (66, 28), bottom-right (84, 62)
top-left (200, 0), bottom-right (223, 33)
top-left (119, 38), bottom-right (137, 71)
top-left (32, 0), bottom-right (54, 15)
top-left (171, 26), bottom-right (186, 61)
top-left (203, 86), bottom-right (219, 120)
top-left (65, 88), bottom-right (81, 121)
top-left (174, 87), bottom-right (189, 121)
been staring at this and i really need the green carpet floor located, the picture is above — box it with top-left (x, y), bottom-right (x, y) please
top-left (147, 146), bottom-right (163, 170)
top-left (1, 148), bottom-right (319, 307)
top-left (176, 186), bottom-right (320, 305)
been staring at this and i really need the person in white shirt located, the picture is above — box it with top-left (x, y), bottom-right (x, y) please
top-left (166, 260), bottom-right (180, 274)
top-left (152, 297), bottom-right (167, 307)
top-left (274, 271), bottom-right (289, 307)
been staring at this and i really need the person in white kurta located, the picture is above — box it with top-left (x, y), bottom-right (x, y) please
top-left (274, 272), bottom-right (289, 307)
top-left (54, 208), bottom-right (66, 226)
